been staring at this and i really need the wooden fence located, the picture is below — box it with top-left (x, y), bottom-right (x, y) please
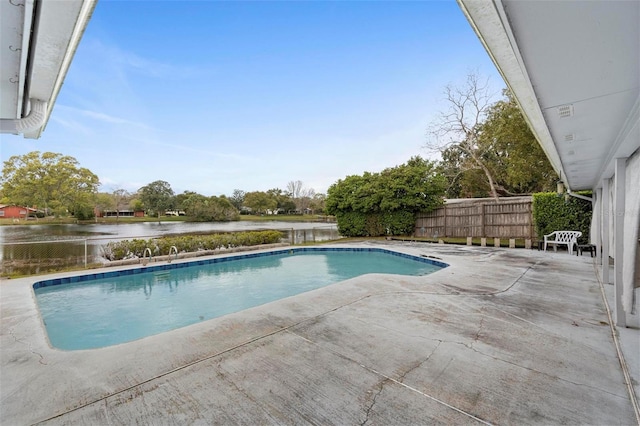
top-left (414, 197), bottom-right (535, 239)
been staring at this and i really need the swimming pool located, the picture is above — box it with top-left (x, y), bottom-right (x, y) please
top-left (33, 247), bottom-right (447, 350)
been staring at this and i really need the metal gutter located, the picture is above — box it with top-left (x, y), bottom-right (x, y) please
top-left (0, 98), bottom-right (47, 134)
top-left (29, 0), bottom-right (97, 138)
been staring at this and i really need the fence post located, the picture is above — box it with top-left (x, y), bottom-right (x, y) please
top-left (84, 239), bottom-right (88, 268)
top-left (443, 206), bottom-right (448, 237)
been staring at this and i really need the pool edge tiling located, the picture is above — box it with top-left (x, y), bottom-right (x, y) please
top-left (32, 247), bottom-right (448, 290)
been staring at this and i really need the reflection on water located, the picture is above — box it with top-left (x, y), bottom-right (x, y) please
top-left (0, 221), bottom-right (336, 242)
top-left (0, 221), bottom-right (340, 275)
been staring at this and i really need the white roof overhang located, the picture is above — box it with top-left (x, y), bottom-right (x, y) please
top-left (458, 0), bottom-right (639, 191)
top-left (0, 0), bottom-right (96, 139)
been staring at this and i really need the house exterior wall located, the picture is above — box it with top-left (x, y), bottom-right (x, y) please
top-left (593, 148), bottom-right (640, 318)
top-left (95, 209), bottom-right (146, 218)
top-left (623, 150), bottom-right (640, 304)
top-left (0, 206), bottom-right (29, 218)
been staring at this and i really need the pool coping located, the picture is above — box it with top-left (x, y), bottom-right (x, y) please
top-left (32, 246), bottom-right (448, 290)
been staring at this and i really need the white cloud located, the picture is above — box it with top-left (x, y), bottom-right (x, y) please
top-left (55, 105), bottom-right (154, 130)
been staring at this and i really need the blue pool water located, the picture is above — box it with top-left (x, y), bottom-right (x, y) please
top-left (33, 248), bottom-right (446, 350)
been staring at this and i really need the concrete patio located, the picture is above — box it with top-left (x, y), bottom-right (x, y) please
top-left (1, 241), bottom-right (638, 425)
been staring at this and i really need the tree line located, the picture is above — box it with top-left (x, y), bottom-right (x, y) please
top-left (0, 154), bottom-right (325, 222)
top-left (125, 181), bottom-right (327, 221)
top-left (1, 75), bottom-right (557, 229)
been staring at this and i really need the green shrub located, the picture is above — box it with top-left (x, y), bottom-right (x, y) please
top-left (336, 212), bottom-right (367, 237)
top-left (335, 211), bottom-right (417, 237)
top-left (532, 192), bottom-right (592, 244)
top-left (382, 210), bottom-right (416, 235)
top-left (72, 204), bottom-right (95, 220)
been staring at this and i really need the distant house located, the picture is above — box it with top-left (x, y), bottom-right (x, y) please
top-left (0, 205), bottom-right (38, 219)
top-left (95, 209), bottom-right (144, 218)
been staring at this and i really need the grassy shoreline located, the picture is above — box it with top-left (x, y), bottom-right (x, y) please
top-left (0, 214), bottom-right (335, 226)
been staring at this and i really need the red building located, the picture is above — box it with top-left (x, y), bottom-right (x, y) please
top-left (0, 205), bottom-right (38, 219)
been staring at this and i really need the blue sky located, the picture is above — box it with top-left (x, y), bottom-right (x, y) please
top-left (1, 0), bottom-right (503, 197)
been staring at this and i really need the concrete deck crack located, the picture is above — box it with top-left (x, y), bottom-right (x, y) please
top-left (397, 340), bottom-right (443, 384)
top-left (360, 379), bottom-right (388, 426)
top-left (7, 326), bottom-right (47, 365)
top-left (286, 330), bottom-right (491, 425)
top-left (470, 314), bottom-right (486, 350)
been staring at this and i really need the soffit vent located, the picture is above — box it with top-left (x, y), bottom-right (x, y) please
top-left (564, 133), bottom-right (575, 142)
top-left (558, 104), bottom-right (574, 118)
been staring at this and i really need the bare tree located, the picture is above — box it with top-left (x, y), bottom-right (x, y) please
top-left (286, 180), bottom-right (304, 199)
top-left (426, 73), bottom-right (501, 200)
top-left (286, 180), bottom-right (315, 212)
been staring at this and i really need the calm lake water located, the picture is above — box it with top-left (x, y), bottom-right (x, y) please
top-left (0, 221), bottom-right (340, 275)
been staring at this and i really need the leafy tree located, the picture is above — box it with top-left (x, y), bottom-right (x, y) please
top-left (325, 174), bottom-right (366, 214)
top-left (174, 190), bottom-right (198, 211)
top-left (69, 192), bottom-right (97, 220)
top-left (0, 151), bottom-right (100, 215)
top-left (130, 198), bottom-right (144, 212)
top-left (309, 193), bottom-right (326, 214)
top-left (138, 180), bottom-right (174, 218)
top-left (279, 197), bottom-right (297, 213)
top-left (477, 91), bottom-right (557, 194)
top-left (326, 156), bottom-right (445, 236)
top-left (267, 188), bottom-right (296, 213)
top-left (437, 145), bottom-right (464, 198)
top-left (95, 192), bottom-right (115, 214)
top-left (182, 194), bottom-right (239, 221)
top-left (244, 191), bottom-right (277, 214)
top-left (437, 146), bottom-right (494, 198)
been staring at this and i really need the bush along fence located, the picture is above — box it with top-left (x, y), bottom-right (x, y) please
top-left (413, 194), bottom-right (592, 249)
top-left (532, 192), bottom-right (592, 245)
